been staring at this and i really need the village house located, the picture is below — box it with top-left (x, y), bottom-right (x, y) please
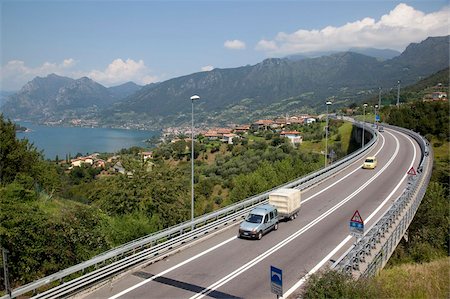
top-left (70, 156), bottom-right (94, 168)
top-left (70, 154), bottom-right (106, 169)
top-left (251, 119), bottom-right (274, 131)
top-left (203, 128), bottom-right (235, 141)
top-left (306, 117), bottom-right (317, 124)
top-left (280, 130), bottom-right (303, 145)
top-left (222, 133), bottom-right (239, 144)
top-left (423, 91), bottom-right (448, 102)
top-left (217, 128), bottom-right (233, 135)
top-left (113, 162), bottom-right (133, 176)
top-left (140, 151), bottom-right (153, 161)
top-left (234, 124), bottom-right (250, 134)
top-left (93, 159), bottom-right (106, 168)
top-left (273, 118), bottom-right (289, 128)
top-left (203, 130), bottom-right (221, 140)
top-left (432, 91), bottom-right (447, 100)
top-left (287, 116), bottom-right (305, 125)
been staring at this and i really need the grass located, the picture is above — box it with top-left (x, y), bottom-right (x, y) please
top-left (301, 257), bottom-right (450, 298)
top-left (431, 137), bottom-right (449, 159)
top-left (374, 257), bottom-right (450, 298)
top-left (338, 122), bottom-right (353, 153)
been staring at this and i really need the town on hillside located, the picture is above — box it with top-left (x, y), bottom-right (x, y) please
top-left (64, 113), bottom-right (319, 174)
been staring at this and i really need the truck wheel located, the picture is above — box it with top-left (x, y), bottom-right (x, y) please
top-left (290, 215), bottom-right (294, 220)
top-left (274, 223), bottom-right (278, 230)
top-left (294, 213), bottom-right (297, 219)
top-left (257, 231), bottom-right (263, 240)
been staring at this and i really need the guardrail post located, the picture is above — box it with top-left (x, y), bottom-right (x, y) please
top-left (2, 248), bottom-right (11, 298)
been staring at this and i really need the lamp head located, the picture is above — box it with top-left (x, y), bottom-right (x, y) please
top-left (190, 95), bottom-right (200, 101)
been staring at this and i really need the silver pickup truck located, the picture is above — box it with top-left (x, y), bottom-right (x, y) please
top-left (238, 204), bottom-right (279, 240)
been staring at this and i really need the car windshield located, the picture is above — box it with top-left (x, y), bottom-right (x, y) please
top-left (365, 159), bottom-right (374, 163)
top-left (246, 213), bottom-right (263, 223)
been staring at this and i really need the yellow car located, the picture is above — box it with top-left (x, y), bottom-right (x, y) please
top-left (363, 156), bottom-right (377, 169)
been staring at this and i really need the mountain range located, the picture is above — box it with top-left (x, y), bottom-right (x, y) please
top-left (1, 75), bottom-right (142, 122)
top-left (1, 35), bottom-right (448, 128)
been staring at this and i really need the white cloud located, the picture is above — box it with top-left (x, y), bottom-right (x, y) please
top-left (142, 75), bottom-right (159, 85)
top-left (62, 58), bottom-right (76, 67)
top-left (0, 58), bottom-right (159, 90)
top-left (224, 39), bottom-right (246, 50)
top-left (0, 59), bottom-right (77, 91)
top-left (255, 39), bottom-right (278, 51)
top-left (201, 65), bottom-right (214, 71)
top-left (256, 3), bottom-right (450, 55)
top-left (87, 58), bottom-right (157, 86)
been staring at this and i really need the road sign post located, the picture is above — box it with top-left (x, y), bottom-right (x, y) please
top-left (349, 210), bottom-right (364, 241)
top-left (270, 266), bottom-right (283, 298)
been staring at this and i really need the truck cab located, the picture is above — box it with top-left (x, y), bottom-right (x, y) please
top-left (239, 204), bottom-right (278, 240)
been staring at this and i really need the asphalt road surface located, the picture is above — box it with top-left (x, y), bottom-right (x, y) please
top-left (82, 127), bottom-right (421, 299)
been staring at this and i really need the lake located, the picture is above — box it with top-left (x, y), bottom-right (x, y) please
top-left (16, 122), bottom-right (159, 159)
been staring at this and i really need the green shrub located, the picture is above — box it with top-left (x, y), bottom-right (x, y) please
top-left (302, 269), bottom-right (377, 299)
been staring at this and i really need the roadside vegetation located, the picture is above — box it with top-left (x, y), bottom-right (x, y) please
top-left (0, 112), bottom-right (355, 291)
top-left (302, 257), bottom-right (449, 299)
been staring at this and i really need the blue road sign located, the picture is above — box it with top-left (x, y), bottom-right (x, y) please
top-left (270, 266), bottom-right (283, 296)
top-left (375, 114), bottom-right (380, 122)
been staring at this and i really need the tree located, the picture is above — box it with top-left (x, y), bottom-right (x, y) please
top-left (0, 114), bottom-right (42, 185)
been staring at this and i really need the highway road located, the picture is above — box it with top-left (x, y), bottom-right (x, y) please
top-left (82, 127), bottom-right (421, 299)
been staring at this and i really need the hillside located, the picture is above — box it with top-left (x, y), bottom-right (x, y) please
top-left (104, 35), bottom-right (449, 128)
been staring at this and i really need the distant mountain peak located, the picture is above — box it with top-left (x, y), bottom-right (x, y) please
top-left (287, 47), bottom-right (400, 61)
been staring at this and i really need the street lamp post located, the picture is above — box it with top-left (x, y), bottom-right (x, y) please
top-left (378, 87), bottom-right (382, 110)
top-left (325, 100), bottom-right (332, 167)
top-left (190, 95), bottom-right (200, 228)
top-left (362, 103), bottom-right (368, 148)
top-left (374, 104), bottom-right (379, 127)
top-left (396, 80), bottom-right (401, 108)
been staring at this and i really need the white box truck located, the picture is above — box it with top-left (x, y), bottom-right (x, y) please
top-left (268, 188), bottom-right (301, 220)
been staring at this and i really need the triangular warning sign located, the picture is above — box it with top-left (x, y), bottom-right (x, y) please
top-left (407, 167), bottom-right (417, 175)
top-left (350, 210), bottom-right (364, 224)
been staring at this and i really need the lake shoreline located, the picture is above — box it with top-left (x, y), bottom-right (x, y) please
top-left (16, 122), bottom-right (160, 160)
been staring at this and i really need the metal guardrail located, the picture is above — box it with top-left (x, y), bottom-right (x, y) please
top-left (2, 121), bottom-right (377, 299)
top-left (332, 125), bottom-right (433, 278)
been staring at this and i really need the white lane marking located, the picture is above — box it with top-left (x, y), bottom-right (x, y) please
top-left (108, 236), bottom-right (237, 299)
top-left (282, 129), bottom-right (418, 298)
top-left (365, 130), bottom-right (417, 223)
top-left (188, 133), bottom-right (400, 299)
top-left (282, 235), bottom-right (353, 299)
top-left (303, 133), bottom-right (386, 204)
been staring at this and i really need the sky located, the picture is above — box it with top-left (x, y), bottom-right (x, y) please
top-left (1, 0), bottom-right (449, 91)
